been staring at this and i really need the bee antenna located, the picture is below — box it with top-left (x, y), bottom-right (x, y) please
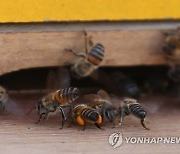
top-left (27, 106), bottom-right (36, 116)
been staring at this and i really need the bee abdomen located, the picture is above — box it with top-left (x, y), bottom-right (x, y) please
top-left (88, 44), bottom-right (105, 65)
top-left (82, 108), bottom-right (99, 122)
top-left (129, 104), bottom-right (146, 119)
top-left (54, 87), bottom-right (80, 104)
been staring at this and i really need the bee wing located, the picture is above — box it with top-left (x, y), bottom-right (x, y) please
top-left (84, 94), bottom-right (101, 102)
top-left (56, 67), bottom-right (70, 89)
top-left (97, 89), bottom-right (111, 101)
top-left (110, 94), bottom-right (124, 108)
top-left (46, 67), bottom-right (70, 91)
top-left (5, 98), bottom-right (24, 115)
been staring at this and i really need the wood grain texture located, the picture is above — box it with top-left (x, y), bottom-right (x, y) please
top-left (0, 30), bottom-right (167, 75)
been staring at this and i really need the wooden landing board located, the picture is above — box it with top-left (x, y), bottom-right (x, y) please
top-left (0, 94), bottom-right (179, 154)
top-left (0, 30), bottom-right (167, 75)
top-left (0, 0), bottom-right (180, 22)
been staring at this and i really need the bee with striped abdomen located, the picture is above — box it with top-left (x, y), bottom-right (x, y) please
top-left (72, 104), bottom-right (103, 130)
top-left (0, 85), bottom-right (8, 110)
top-left (65, 31), bottom-right (105, 78)
top-left (28, 87), bottom-right (80, 129)
top-left (85, 89), bottom-right (118, 127)
top-left (117, 97), bottom-right (149, 130)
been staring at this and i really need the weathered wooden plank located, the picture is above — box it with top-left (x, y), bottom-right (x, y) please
top-left (0, 30), bottom-right (166, 75)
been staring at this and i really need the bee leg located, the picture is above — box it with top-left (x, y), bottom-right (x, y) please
top-left (105, 110), bottom-right (116, 128)
top-left (43, 112), bottom-right (49, 120)
top-left (119, 115), bottom-right (125, 126)
top-left (63, 104), bottom-right (72, 119)
top-left (68, 118), bottom-right (74, 128)
top-left (141, 119), bottom-right (150, 130)
top-left (117, 108), bottom-right (125, 127)
top-left (99, 109), bottom-right (105, 126)
top-left (27, 106), bottom-right (36, 116)
top-left (35, 113), bottom-right (43, 124)
top-left (84, 30), bottom-right (88, 54)
top-left (65, 49), bottom-right (86, 59)
top-left (67, 107), bottom-right (73, 126)
top-left (59, 107), bottom-right (66, 129)
top-left (83, 30), bottom-right (94, 54)
top-left (81, 124), bottom-right (86, 131)
top-left (95, 123), bottom-right (104, 130)
top-left (61, 105), bottom-right (72, 126)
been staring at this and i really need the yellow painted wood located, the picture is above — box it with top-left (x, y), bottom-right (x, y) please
top-left (0, 0), bottom-right (179, 23)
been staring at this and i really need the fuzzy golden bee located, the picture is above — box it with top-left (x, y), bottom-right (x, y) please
top-left (117, 97), bottom-right (149, 130)
top-left (65, 31), bottom-right (105, 78)
top-left (85, 89), bottom-right (118, 127)
top-left (28, 87), bottom-right (80, 129)
top-left (0, 85), bottom-right (8, 110)
top-left (71, 104), bottom-right (103, 130)
top-left (163, 28), bottom-right (180, 64)
top-left (163, 28), bottom-right (180, 81)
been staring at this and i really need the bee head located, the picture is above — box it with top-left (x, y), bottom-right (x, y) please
top-left (73, 88), bottom-right (80, 99)
top-left (0, 86), bottom-right (7, 101)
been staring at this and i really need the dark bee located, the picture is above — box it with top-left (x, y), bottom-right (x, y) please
top-left (85, 89), bottom-right (118, 127)
top-left (117, 98), bottom-right (149, 130)
top-left (111, 72), bottom-right (141, 98)
top-left (0, 85), bottom-right (8, 110)
top-left (163, 28), bottom-right (180, 82)
top-left (72, 104), bottom-right (103, 130)
top-left (28, 87), bottom-right (80, 129)
top-left (65, 31), bottom-right (105, 78)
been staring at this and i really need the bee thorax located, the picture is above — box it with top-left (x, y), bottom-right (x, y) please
top-left (71, 60), bottom-right (95, 78)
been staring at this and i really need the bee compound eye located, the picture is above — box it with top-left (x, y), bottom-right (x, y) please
top-left (74, 89), bottom-right (80, 97)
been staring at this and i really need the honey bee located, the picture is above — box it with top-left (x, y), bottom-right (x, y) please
top-left (84, 89), bottom-right (118, 127)
top-left (163, 28), bottom-right (180, 63)
top-left (111, 72), bottom-right (141, 98)
top-left (117, 97), bottom-right (149, 130)
top-left (28, 87), bottom-right (80, 129)
top-left (163, 28), bottom-right (180, 81)
top-left (72, 104), bottom-right (103, 130)
top-left (65, 31), bottom-right (105, 78)
top-left (0, 85), bottom-right (8, 110)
